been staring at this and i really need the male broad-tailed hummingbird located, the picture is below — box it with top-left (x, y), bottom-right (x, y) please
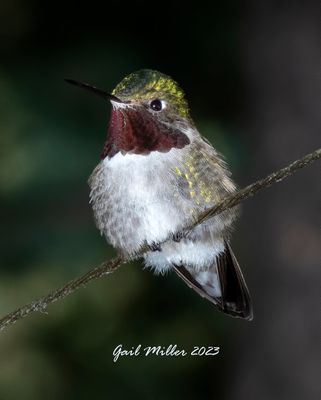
top-left (66, 69), bottom-right (253, 320)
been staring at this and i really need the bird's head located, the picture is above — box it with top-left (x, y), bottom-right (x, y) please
top-left (66, 69), bottom-right (193, 158)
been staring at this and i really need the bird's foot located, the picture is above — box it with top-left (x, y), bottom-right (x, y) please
top-left (172, 231), bottom-right (184, 242)
top-left (149, 242), bottom-right (161, 252)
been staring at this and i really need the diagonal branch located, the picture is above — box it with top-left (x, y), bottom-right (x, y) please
top-left (0, 148), bottom-right (320, 333)
top-left (184, 147), bottom-right (321, 233)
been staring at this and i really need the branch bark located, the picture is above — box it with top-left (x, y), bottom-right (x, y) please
top-left (0, 148), bottom-right (320, 333)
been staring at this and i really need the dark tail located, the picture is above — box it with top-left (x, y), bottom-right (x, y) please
top-left (173, 242), bottom-right (253, 320)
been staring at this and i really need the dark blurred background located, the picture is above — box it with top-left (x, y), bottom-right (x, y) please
top-left (0, 1), bottom-right (320, 399)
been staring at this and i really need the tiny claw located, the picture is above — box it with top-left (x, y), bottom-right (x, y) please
top-left (149, 242), bottom-right (161, 252)
top-left (172, 232), bottom-right (184, 242)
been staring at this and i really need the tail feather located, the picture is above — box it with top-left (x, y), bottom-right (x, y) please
top-left (173, 242), bottom-right (253, 320)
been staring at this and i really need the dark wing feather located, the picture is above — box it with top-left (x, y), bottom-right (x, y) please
top-left (216, 242), bottom-right (253, 320)
top-left (173, 264), bottom-right (224, 308)
top-left (173, 242), bottom-right (253, 321)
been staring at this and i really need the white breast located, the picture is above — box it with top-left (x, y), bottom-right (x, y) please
top-left (89, 148), bottom-right (192, 256)
top-left (89, 132), bottom-right (236, 272)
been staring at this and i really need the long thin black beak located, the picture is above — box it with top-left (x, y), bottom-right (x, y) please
top-left (64, 78), bottom-right (124, 103)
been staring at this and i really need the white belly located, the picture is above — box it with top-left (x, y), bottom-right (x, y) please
top-left (144, 237), bottom-right (225, 274)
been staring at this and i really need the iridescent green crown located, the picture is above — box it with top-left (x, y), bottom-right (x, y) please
top-left (112, 69), bottom-right (189, 118)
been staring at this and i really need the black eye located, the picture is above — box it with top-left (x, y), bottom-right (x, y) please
top-left (150, 99), bottom-right (163, 111)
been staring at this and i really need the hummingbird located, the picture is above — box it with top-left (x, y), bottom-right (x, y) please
top-left (65, 69), bottom-right (253, 320)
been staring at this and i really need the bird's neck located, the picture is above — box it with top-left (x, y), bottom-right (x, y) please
top-left (101, 108), bottom-right (190, 158)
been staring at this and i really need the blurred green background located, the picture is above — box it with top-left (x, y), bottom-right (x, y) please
top-left (0, 1), bottom-right (320, 399)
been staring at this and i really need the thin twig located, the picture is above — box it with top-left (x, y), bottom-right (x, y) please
top-left (0, 256), bottom-right (123, 332)
top-left (0, 148), bottom-right (320, 333)
top-left (184, 147), bottom-right (321, 233)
